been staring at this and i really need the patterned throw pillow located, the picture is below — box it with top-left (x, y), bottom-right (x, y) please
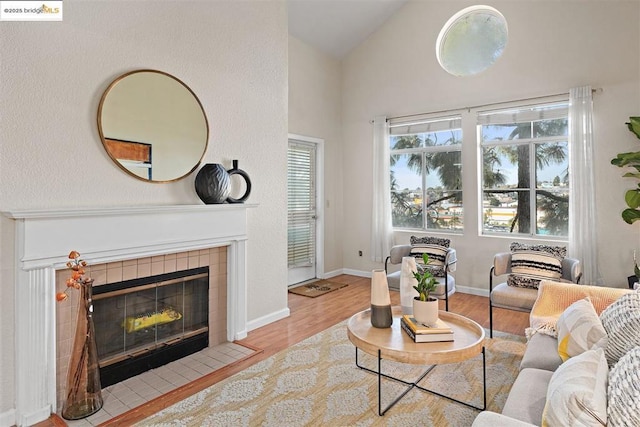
top-left (608, 345), bottom-right (640, 426)
top-left (557, 297), bottom-right (607, 362)
top-left (507, 242), bottom-right (566, 289)
top-left (599, 290), bottom-right (640, 366)
top-left (409, 236), bottom-right (450, 277)
top-left (541, 348), bottom-right (608, 427)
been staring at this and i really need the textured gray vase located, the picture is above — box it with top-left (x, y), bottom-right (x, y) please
top-left (195, 164), bottom-right (231, 204)
top-left (371, 304), bottom-right (392, 328)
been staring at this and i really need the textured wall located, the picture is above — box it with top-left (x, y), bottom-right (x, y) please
top-left (341, 0), bottom-right (640, 289)
top-left (0, 0), bottom-right (288, 418)
top-left (288, 36), bottom-right (345, 276)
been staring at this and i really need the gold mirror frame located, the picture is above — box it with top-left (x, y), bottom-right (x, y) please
top-left (97, 69), bottom-right (209, 183)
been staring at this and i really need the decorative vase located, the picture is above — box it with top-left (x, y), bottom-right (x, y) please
top-left (370, 269), bottom-right (392, 328)
top-left (194, 163), bottom-right (231, 204)
top-left (412, 298), bottom-right (439, 326)
top-left (62, 280), bottom-right (104, 420)
top-left (226, 160), bottom-right (252, 203)
top-left (400, 256), bottom-right (419, 315)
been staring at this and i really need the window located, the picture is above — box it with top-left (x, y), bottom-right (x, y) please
top-left (389, 116), bottom-right (463, 231)
top-left (436, 5), bottom-right (508, 77)
top-left (479, 102), bottom-right (569, 237)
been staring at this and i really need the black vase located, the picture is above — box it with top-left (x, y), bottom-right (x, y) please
top-left (194, 164), bottom-right (231, 204)
top-left (226, 160), bottom-right (252, 204)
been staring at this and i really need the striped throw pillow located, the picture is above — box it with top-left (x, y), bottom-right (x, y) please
top-left (541, 348), bottom-right (608, 427)
top-left (557, 297), bottom-right (607, 362)
top-left (409, 236), bottom-right (450, 277)
top-left (507, 242), bottom-right (566, 289)
top-left (599, 290), bottom-right (640, 366)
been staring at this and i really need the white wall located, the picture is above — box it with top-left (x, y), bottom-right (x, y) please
top-left (0, 0), bottom-right (288, 419)
top-left (288, 36), bottom-right (345, 275)
top-left (341, 0), bottom-right (640, 291)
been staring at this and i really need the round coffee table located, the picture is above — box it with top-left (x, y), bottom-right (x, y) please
top-left (347, 306), bottom-right (486, 415)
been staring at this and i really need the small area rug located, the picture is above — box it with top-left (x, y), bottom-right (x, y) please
top-left (136, 321), bottom-right (526, 426)
top-left (288, 279), bottom-right (348, 298)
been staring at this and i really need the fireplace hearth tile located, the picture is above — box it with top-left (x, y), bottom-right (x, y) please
top-left (61, 341), bottom-right (257, 426)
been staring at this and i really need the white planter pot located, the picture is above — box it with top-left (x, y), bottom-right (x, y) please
top-left (412, 298), bottom-right (439, 326)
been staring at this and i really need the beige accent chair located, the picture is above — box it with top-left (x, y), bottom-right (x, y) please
top-left (384, 245), bottom-right (457, 311)
top-left (489, 252), bottom-right (582, 338)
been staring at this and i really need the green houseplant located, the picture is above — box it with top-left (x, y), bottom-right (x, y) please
top-left (411, 253), bottom-right (440, 325)
top-left (412, 253), bottom-right (439, 301)
top-left (611, 117), bottom-right (640, 224)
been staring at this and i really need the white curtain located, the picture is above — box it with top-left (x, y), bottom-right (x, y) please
top-left (371, 116), bottom-right (394, 262)
top-left (568, 86), bottom-right (602, 285)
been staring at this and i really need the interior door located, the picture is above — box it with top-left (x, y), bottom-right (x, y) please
top-left (287, 139), bottom-right (317, 286)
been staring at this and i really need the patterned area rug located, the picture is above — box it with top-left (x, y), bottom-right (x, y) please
top-left (288, 279), bottom-right (348, 297)
top-left (135, 321), bottom-right (525, 426)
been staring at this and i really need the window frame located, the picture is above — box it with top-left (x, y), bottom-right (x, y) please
top-left (388, 115), bottom-right (463, 232)
top-left (478, 102), bottom-right (570, 239)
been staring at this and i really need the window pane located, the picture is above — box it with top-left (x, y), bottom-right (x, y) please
top-left (390, 135), bottom-right (422, 149)
top-left (534, 118), bottom-right (568, 137)
top-left (536, 191), bottom-right (569, 236)
top-left (427, 190), bottom-right (463, 230)
top-left (482, 123), bottom-right (532, 142)
top-left (482, 190), bottom-right (522, 233)
top-left (424, 129), bottom-right (462, 147)
top-left (391, 154), bottom-right (423, 228)
top-left (536, 142), bottom-right (568, 188)
top-left (425, 151), bottom-right (461, 190)
top-left (482, 145), bottom-right (530, 189)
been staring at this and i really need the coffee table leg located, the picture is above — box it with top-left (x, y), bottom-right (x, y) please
top-left (355, 347), bottom-right (435, 415)
top-left (354, 346), bottom-right (487, 415)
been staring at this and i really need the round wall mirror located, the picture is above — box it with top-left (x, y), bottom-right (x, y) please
top-left (436, 5), bottom-right (508, 77)
top-left (98, 69), bottom-right (209, 182)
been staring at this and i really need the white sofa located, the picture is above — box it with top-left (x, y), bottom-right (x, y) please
top-left (473, 280), bottom-right (638, 426)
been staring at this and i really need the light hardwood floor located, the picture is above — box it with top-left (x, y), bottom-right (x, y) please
top-left (41, 274), bottom-right (529, 426)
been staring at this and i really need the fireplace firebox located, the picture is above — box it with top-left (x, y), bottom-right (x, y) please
top-left (93, 267), bottom-right (209, 387)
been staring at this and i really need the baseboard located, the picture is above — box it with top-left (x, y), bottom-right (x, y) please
top-left (456, 285), bottom-right (489, 297)
top-left (340, 268), bottom-right (370, 277)
top-left (325, 270), bottom-right (489, 297)
top-left (246, 307), bottom-right (290, 332)
top-left (0, 409), bottom-right (15, 427)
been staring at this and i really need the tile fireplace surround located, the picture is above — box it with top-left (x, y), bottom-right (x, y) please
top-left (3, 204), bottom-right (255, 427)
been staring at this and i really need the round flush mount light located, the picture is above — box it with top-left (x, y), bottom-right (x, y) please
top-left (436, 5), bottom-right (508, 77)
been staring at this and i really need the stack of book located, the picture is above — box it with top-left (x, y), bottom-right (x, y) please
top-left (400, 315), bottom-right (454, 342)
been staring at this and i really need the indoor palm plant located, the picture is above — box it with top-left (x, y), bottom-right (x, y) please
top-left (412, 253), bottom-right (439, 325)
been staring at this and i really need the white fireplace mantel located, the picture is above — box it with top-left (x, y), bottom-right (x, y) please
top-left (3, 204), bottom-right (256, 427)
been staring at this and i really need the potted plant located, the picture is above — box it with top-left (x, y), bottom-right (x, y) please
top-left (611, 116), bottom-right (640, 224)
top-left (412, 253), bottom-right (440, 325)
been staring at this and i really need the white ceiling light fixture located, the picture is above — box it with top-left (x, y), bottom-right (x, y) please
top-left (436, 5), bottom-right (508, 77)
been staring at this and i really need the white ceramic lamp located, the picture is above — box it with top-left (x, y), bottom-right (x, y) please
top-left (370, 269), bottom-right (392, 328)
top-left (400, 256), bottom-right (419, 315)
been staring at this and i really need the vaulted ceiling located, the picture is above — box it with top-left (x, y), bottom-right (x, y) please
top-left (287, 0), bottom-right (408, 58)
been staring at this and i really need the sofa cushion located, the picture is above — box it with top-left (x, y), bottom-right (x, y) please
top-left (507, 242), bottom-right (566, 289)
top-left (557, 297), bottom-right (607, 362)
top-left (541, 348), bottom-right (608, 427)
top-left (520, 333), bottom-right (563, 372)
top-left (410, 236), bottom-right (450, 277)
top-left (600, 290), bottom-right (640, 366)
top-left (608, 345), bottom-right (640, 426)
top-left (501, 368), bottom-right (554, 425)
